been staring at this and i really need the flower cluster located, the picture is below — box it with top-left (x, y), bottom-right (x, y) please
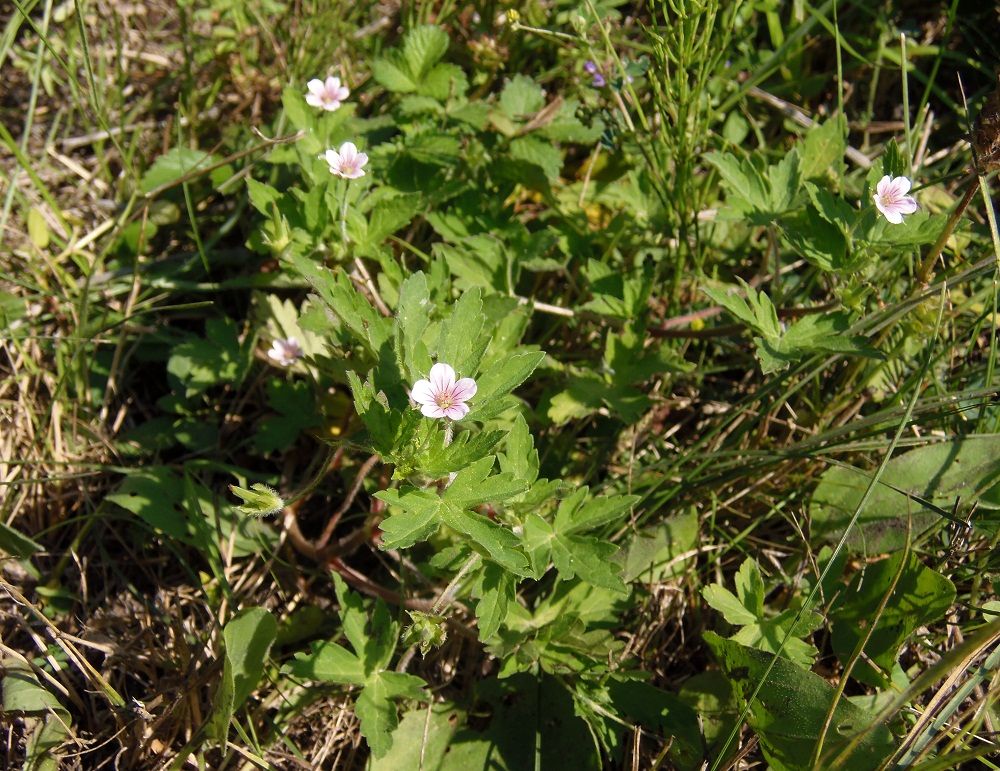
top-left (305, 75), bottom-right (368, 180)
top-left (583, 61), bottom-right (606, 88)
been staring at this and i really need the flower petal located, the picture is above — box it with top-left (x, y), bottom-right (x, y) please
top-left (883, 208), bottom-right (903, 225)
top-left (326, 76), bottom-right (341, 92)
top-left (325, 149), bottom-right (341, 167)
top-left (306, 94), bottom-right (323, 107)
top-left (356, 152), bottom-right (369, 167)
top-left (307, 79), bottom-right (325, 95)
top-left (897, 196), bottom-right (919, 214)
top-left (450, 377), bottom-right (477, 402)
top-left (429, 363), bottom-right (456, 392)
top-left (339, 141), bottom-right (358, 158)
top-left (421, 403), bottom-right (447, 418)
top-left (410, 379), bottom-right (436, 405)
top-left (873, 194), bottom-right (887, 216)
top-left (876, 175), bottom-right (891, 197)
top-left (445, 403), bottom-right (470, 420)
top-left (892, 176), bottom-right (912, 196)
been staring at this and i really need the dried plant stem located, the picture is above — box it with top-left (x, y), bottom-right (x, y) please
top-left (315, 454), bottom-right (380, 549)
top-left (916, 176), bottom-right (978, 285)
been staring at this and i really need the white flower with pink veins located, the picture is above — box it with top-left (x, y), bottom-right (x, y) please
top-left (267, 337), bottom-right (303, 367)
top-left (324, 141), bottom-right (368, 179)
top-left (410, 363), bottom-right (477, 420)
top-left (305, 76), bottom-right (350, 111)
top-left (873, 174), bottom-right (919, 224)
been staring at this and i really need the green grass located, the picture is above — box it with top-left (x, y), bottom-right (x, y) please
top-left (2, 1), bottom-right (999, 769)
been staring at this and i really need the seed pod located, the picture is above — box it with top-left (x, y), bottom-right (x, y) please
top-left (972, 73), bottom-right (1000, 172)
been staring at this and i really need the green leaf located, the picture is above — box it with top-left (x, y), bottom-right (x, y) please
top-left (333, 573), bottom-right (370, 659)
top-left (497, 414), bottom-right (539, 485)
top-left (810, 436), bottom-right (1000, 553)
top-left (498, 75), bottom-right (545, 121)
top-left (831, 553), bottom-right (956, 687)
top-left (395, 271), bottom-right (432, 378)
top-left (403, 25), bottom-right (450, 80)
top-left (734, 558), bottom-right (765, 617)
top-left (702, 584), bottom-right (758, 626)
top-left (704, 151), bottom-right (770, 215)
top-left (550, 532), bottom-right (626, 593)
top-left (705, 632), bottom-right (895, 770)
top-left (374, 488), bottom-right (444, 549)
top-left (800, 116), bottom-right (847, 181)
top-left (372, 57), bottom-right (418, 93)
top-left (0, 520), bottom-right (44, 558)
top-left (141, 147), bottom-right (224, 194)
top-left (444, 457), bottom-right (528, 508)
top-left (207, 608), bottom-right (277, 743)
top-left (246, 177), bottom-right (281, 215)
top-left (704, 279), bottom-right (782, 340)
top-left (356, 678), bottom-right (399, 758)
top-left (105, 467), bottom-right (187, 539)
top-left (284, 640), bottom-right (365, 685)
top-left (509, 136), bottom-right (563, 183)
top-left (560, 493), bottom-right (638, 534)
top-left (475, 562), bottom-right (516, 639)
top-left (439, 505), bottom-right (528, 574)
top-left (434, 287), bottom-right (487, 378)
top-left (228, 483), bottom-right (284, 517)
top-left (3, 660), bottom-right (72, 771)
top-left (621, 510), bottom-right (699, 583)
top-left (474, 350), bottom-right (546, 411)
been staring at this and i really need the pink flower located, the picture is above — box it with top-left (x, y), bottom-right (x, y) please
top-left (305, 76), bottom-right (350, 111)
top-left (267, 337), bottom-right (303, 367)
top-left (324, 141), bottom-right (368, 179)
top-left (873, 174), bottom-right (919, 224)
top-left (410, 363), bottom-right (477, 420)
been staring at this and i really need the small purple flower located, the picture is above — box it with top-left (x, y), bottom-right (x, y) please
top-left (409, 363), bottom-right (477, 420)
top-left (584, 60), bottom-right (606, 88)
top-left (267, 337), bottom-right (303, 367)
top-left (873, 174), bottom-right (919, 224)
top-left (306, 76), bottom-right (350, 112)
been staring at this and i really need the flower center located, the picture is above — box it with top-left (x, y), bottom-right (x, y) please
top-left (435, 393), bottom-right (454, 409)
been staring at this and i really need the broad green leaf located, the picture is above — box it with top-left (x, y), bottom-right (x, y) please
top-left (705, 632), bottom-right (895, 770)
top-left (372, 57), bottom-right (418, 93)
top-left (3, 660), bottom-right (72, 771)
top-left (734, 558), bottom-right (766, 617)
top-left (811, 436), bottom-right (1000, 553)
top-left (0, 520), bottom-right (43, 558)
top-left (395, 271), bottom-right (432, 378)
top-left (444, 459), bottom-right (527, 508)
top-left (497, 414), bottom-right (539, 485)
top-left (356, 678), bottom-right (399, 758)
top-left (800, 116), bottom-right (847, 181)
top-left (369, 702), bottom-right (464, 771)
top-left (702, 584), bottom-right (758, 626)
top-left (498, 74), bottom-right (545, 120)
top-left (402, 25), bottom-right (449, 79)
top-left (439, 505), bottom-right (528, 574)
top-left (140, 147), bottom-right (226, 194)
top-left (284, 640), bottom-right (364, 685)
top-left (475, 562), bottom-right (516, 638)
top-left (703, 280), bottom-right (781, 340)
top-left (704, 151), bottom-right (770, 215)
top-left (434, 287), bottom-right (487, 378)
top-left (561, 493), bottom-right (638, 534)
top-left (246, 177), bottom-right (281, 215)
top-left (831, 553), bottom-right (956, 687)
top-left (333, 573), bottom-right (370, 659)
top-left (622, 510), bottom-right (699, 582)
top-left (550, 532), bottom-right (626, 593)
top-left (207, 608), bottom-right (277, 743)
top-left (105, 467), bottom-right (188, 539)
top-left (509, 136), bottom-right (563, 183)
top-left (474, 350), bottom-right (546, 410)
top-left (375, 488), bottom-right (443, 549)
top-left (421, 429), bottom-right (506, 477)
